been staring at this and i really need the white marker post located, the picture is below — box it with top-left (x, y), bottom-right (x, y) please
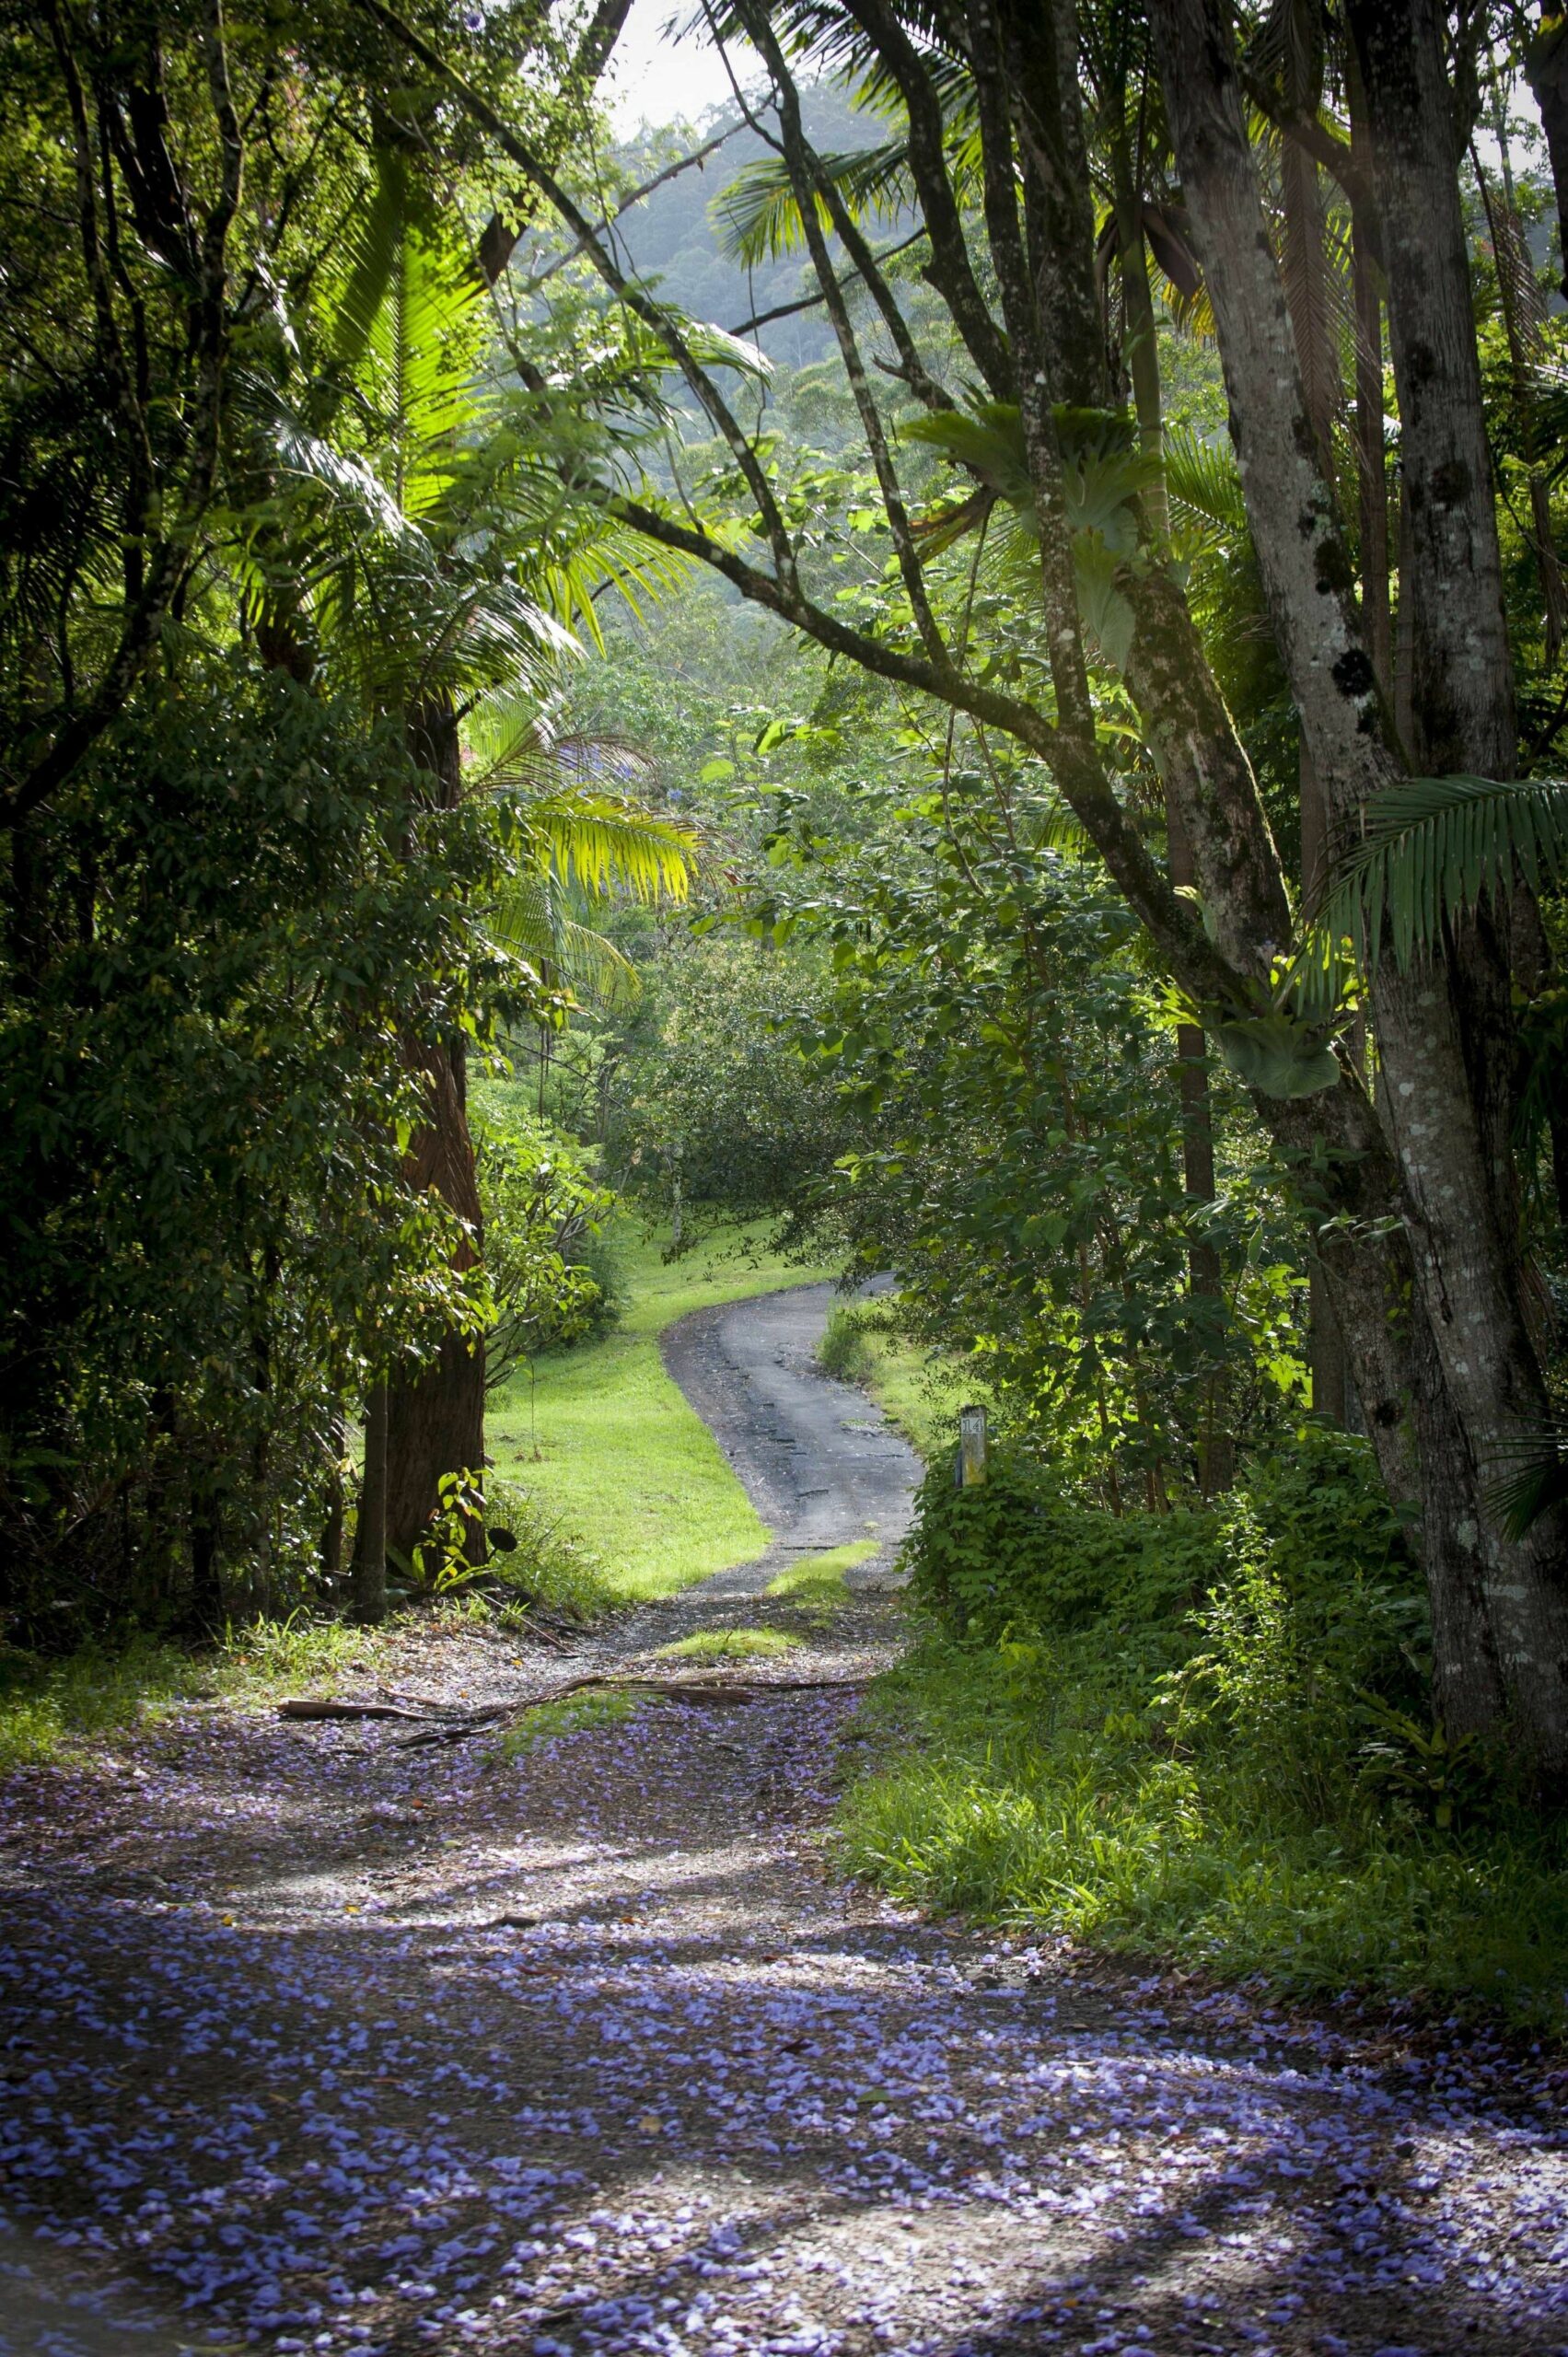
top-left (958, 1403), bottom-right (989, 1487)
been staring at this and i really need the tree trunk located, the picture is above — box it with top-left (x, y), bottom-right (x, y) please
top-left (352, 1381), bottom-right (389, 1623)
top-left (1110, 116), bottom-right (1230, 1487)
top-left (1154, 0), bottom-right (1568, 1782)
top-left (1166, 799), bottom-right (1234, 1492)
top-left (321, 1403), bottom-right (346, 1586)
top-left (1525, 5), bottom-right (1568, 300)
top-left (1278, 58), bottom-right (1352, 1429)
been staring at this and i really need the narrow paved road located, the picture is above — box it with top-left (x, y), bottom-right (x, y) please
top-left (659, 1283), bottom-right (921, 1596)
top-left (1, 1288), bottom-right (1564, 2357)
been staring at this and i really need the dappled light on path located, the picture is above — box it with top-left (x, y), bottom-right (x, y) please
top-left (3, 1654), bottom-right (1566, 2357)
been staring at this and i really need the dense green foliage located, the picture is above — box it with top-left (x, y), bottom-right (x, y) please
top-left (1, 667), bottom-right (504, 1631)
top-left (842, 1439), bottom-right (1568, 2025)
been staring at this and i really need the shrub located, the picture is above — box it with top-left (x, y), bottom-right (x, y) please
top-left (904, 1425), bottom-right (1419, 1699)
top-left (818, 1305), bottom-right (877, 1385)
top-left (837, 1431), bottom-right (1564, 2025)
top-left (903, 1446), bottom-right (1218, 1649)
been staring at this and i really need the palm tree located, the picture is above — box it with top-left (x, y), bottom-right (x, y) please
top-left (249, 148), bottom-right (696, 1608)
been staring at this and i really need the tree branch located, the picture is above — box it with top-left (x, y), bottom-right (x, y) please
top-left (726, 226), bottom-right (925, 335)
top-left (727, 0), bottom-right (952, 665)
top-left (522, 124), bottom-right (742, 292)
top-left (350, 0), bottom-right (801, 598)
top-left (840, 0), bottom-right (1015, 397)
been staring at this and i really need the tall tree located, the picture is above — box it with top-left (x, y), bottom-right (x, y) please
top-left (369, 0), bottom-right (1568, 1777)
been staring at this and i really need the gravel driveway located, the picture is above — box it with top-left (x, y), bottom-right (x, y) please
top-left (1, 1291), bottom-right (1564, 2357)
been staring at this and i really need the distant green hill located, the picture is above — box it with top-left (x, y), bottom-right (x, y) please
top-left (606, 87), bottom-right (900, 366)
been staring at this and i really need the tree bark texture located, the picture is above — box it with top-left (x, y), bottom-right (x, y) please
top-left (1166, 796), bottom-right (1234, 1492)
top-left (1349, 36), bottom-right (1393, 702)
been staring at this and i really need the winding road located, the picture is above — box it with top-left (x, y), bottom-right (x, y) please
top-left (1, 1286), bottom-right (1564, 2357)
top-left (659, 1283), bottom-right (921, 1595)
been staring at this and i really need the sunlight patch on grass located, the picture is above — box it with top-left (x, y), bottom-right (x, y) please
top-left (0, 1640), bottom-right (203, 1771)
top-left (837, 1636), bottom-right (1568, 2033)
top-left (487, 1217), bottom-right (830, 1603)
top-left (0, 1614), bottom-right (408, 1771)
top-left (653, 1627), bottom-right (801, 1661)
top-left (765, 1540), bottom-right (877, 1611)
top-left (492, 1689), bottom-right (641, 1759)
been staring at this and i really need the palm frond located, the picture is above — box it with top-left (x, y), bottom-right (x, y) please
top-left (1483, 1424), bottom-right (1568, 1542)
top-left (485, 873), bottom-right (644, 1009)
top-left (517, 785), bottom-right (698, 903)
top-left (1311, 773), bottom-right (1568, 972)
top-left (327, 153), bottom-right (407, 389)
top-left (712, 142), bottom-right (913, 263)
top-left (1163, 427), bottom-right (1248, 544)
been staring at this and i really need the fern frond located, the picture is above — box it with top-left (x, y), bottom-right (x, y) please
top-left (1312, 773), bottom-right (1568, 971)
top-left (1164, 427), bottom-right (1248, 543)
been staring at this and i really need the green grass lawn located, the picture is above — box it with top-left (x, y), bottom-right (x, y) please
top-left (487, 1220), bottom-right (830, 1602)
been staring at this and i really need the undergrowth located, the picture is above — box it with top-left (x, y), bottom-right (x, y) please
top-left (0, 1489), bottom-right (617, 1771)
top-left (481, 1474), bottom-right (619, 1626)
top-left (838, 1428), bottom-right (1568, 2031)
top-left (0, 1639), bottom-right (203, 1771)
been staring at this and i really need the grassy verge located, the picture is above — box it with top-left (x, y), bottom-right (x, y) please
top-left (0, 1613), bottom-right (393, 1773)
top-left (836, 1438), bottom-right (1568, 2034)
top-left (838, 1635), bottom-right (1568, 2031)
top-left (818, 1300), bottom-right (979, 1462)
top-left (487, 1217), bottom-right (830, 1602)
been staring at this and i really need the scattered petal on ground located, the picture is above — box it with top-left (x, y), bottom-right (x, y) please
top-left (2, 1585), bottom-right (1566, 2357)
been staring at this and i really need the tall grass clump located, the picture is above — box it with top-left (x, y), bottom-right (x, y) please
top-left (818, 1304), bottom-right (877, 1385)
top-left (481, 1475), bottom-right (619, 1626)
top-left (839, 1429), bottom-right (1568, 2028)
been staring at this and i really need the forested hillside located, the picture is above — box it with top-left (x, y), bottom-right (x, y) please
top-left (4, 0), bottom-right (1568, 2103)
